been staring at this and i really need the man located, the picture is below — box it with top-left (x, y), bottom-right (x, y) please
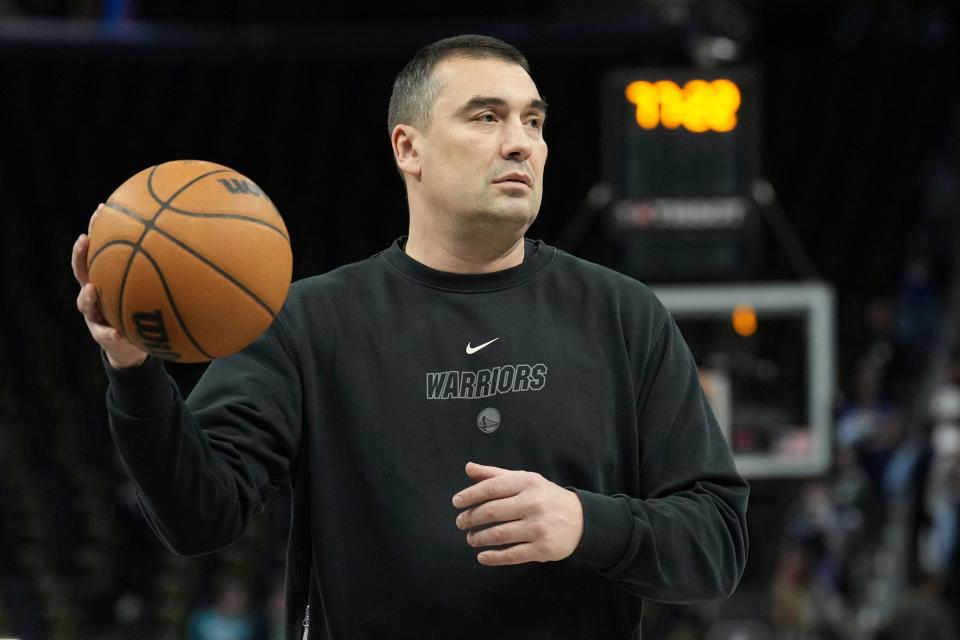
top-left (72, 35), bottom-right (749, 638)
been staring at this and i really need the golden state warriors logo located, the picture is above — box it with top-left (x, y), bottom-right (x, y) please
top-left (477, 407), bottom-right (501, 434)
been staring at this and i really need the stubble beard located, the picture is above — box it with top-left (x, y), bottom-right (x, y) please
top-left (458, 191), bottom-right (538, 240)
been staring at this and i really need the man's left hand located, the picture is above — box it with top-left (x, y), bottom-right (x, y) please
top-left (452, 461), bottom-right (584, 566)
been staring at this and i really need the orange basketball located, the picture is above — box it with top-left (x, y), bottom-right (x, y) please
top-left (87, 160), bottom-right (293, 363)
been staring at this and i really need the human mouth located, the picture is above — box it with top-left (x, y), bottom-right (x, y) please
top-left (492, 172), bottom-right (532, 188)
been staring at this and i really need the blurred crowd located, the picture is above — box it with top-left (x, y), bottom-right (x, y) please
top-left (766, 117), bottom-right (960, 639)
top-left (772, 301), bottom-right (960, 639)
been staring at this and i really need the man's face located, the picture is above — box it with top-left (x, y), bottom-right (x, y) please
top-left (412, 56), bottom-right (548, 233)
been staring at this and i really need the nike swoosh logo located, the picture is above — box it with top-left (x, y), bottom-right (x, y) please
top-left (466, 337), bottom-right (499, 355)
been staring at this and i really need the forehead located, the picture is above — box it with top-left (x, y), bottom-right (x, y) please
top-left (431, 56), bottom-right (541, 111)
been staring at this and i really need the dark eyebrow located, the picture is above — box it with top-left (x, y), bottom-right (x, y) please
top-left (455, 96), bottom-right (549, 118)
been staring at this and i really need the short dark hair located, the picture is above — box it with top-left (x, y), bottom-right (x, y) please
top-left (387, 34), bottom-right (530, 136)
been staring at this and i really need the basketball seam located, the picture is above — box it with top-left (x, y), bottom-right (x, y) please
top-left (87, 238), bottom-right (135, 272)
top-left (109, 198), bottom-right (289, 243)
top-left (145, 166), bottom-right (233, 214)
top-left (103, 201), bottom-right (281, 320)
top-left (165, 206), bottom-right (289, 242)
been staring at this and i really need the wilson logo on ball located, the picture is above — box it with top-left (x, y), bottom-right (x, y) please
top-left (133, 310), bottom-right (182, 360)
top-left (217, 178), bottom-right (263, 196)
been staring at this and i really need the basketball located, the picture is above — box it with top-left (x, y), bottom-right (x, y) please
top-left (86, 160), bottom-right (293, 363)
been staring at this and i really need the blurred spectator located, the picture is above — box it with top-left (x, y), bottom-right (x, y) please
top-left (831, 445), bottom-right (884, 582)
top-left (836, 355), bottom-right (906, 516)
top-left (918, 386), bottom-right (960, 580)
top-left (896, 359), bottom-right (960, 635)
top-left (186, 579), bottom-right (256, 640)
top-left (861, 297), bottom-right (912, 404)
top-left (892, 238), bottom-right (941, 375)
top-left (836, 356), bottom-right (895, 451)
top-left (923, 378), bottom-right (960, 630)
top-left (942, 360), bottom-right (960, 629)
top-left (771, 543), bottom-right (855, 639)
top-left (771, 542), bottom-right (815, 635)
top-left (774, 488), bottom-right (857, 640)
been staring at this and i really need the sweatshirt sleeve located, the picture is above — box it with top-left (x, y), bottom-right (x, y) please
top-left (570, 316), bottom-right (749, 603)
top-left (105, 316), bottom-right (303, 556)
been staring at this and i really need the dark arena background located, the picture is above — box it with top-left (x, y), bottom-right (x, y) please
top-left (1, 1), bottom-right (960, 638)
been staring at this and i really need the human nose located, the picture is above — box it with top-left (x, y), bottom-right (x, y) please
top-left (500, 116), bottom-right (533, 161)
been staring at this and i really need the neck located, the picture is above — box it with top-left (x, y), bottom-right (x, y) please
top-left (404, 225), bottom-right (526, 274)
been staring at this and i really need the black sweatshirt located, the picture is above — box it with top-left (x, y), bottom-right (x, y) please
top-left (105, 237), bottom-right (749, 639)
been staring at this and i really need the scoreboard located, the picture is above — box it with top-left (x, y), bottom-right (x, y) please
top-left (603, 68), bottom-right (761, 281)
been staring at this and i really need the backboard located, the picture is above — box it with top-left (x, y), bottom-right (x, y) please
top-left (654, 283), bottom-right (835, 478)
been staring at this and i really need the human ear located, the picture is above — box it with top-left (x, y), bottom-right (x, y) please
top-left (392, 124), bottom-right (421, 179)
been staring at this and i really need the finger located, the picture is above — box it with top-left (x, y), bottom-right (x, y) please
top-left (72, 204), bottom-right (103, 285)
top-left (466, 520), bottom-right (530, 549)
top-left (451, 463), bottom-right (509, 508)
top-left (71, 234), bottom-right (90, 286)
top-left (76, 282), bottom-right (97, 318)
top-left (477, 543), bottom-right (538, 566)
top-left (464, 461), bottom-right (509, 481)
top-left (453, 472), bottom-right (526, 509)
top-left (77, 283), bottom-right (108, 325)
top-left (86, 317), bottom-right (123, 344)
top-left (456, 495), bottom-right (526, 530)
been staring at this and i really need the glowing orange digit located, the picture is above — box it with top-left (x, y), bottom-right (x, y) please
top-left (625, 81), bottom-right (659, 130)
top-left (682, 80), bottom-right (711, 133)
top-left (708, 79), bottom-right (740, 132)
top-left (655, 80), bottom-right (683, 129)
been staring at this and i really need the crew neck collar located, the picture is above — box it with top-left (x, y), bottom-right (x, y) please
top-left (380, 236), bottom-right (556, 292)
